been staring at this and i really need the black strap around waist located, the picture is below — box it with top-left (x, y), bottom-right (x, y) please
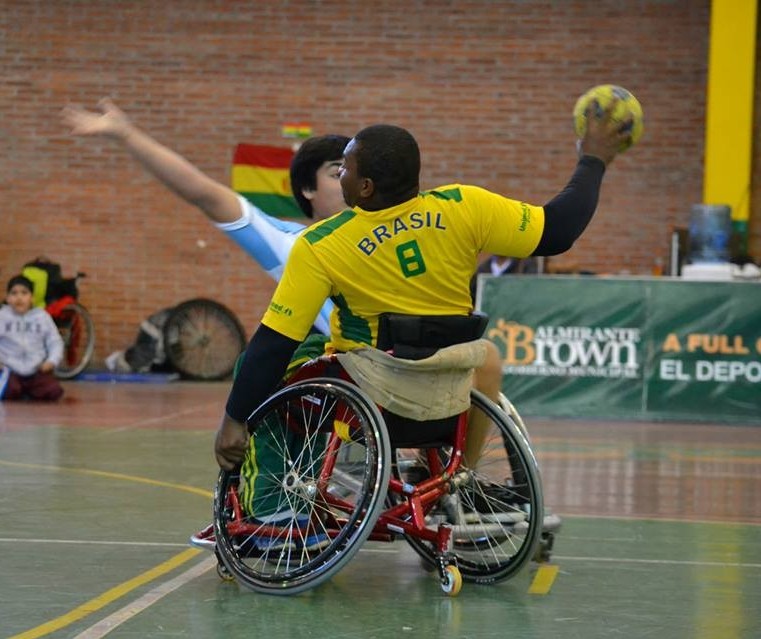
top-left (376, 312), bottom-right (488, 360)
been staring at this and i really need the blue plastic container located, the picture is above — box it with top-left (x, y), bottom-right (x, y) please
top-left (688, 204), bottom-right (731, 263)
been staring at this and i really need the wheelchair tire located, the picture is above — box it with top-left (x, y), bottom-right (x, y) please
top-left (214, 377), bottom-right (391, 595)
top-left (399, 390), bottom-right (544, 584)
top-left (54, 302), bottom-right (95, 379)
top-left (163, 298), bottom-right (246, 380)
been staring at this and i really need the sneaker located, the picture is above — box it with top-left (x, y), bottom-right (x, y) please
top-left (462, 478), bottom-right (562, 533)
top-left (461, 479), bottom-right (523, 515)
top-left (189, 514), bottom-right (331, 554)
top-left (297, 529), bottom-right (332, 551)
top-left (253, 511), bottom-right (331, 551)
top-left (401, 463), bottom-right (430, 485)
top-left (189, 521), bottom-right (296, 554)
top-left (189, 523), bottom-right (216, 550)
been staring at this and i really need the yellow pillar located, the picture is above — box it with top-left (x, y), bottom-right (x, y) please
top-left (703, 0), bottom-right (758, 251)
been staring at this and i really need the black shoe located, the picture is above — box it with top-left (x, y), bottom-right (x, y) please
top-left (401, 463), bottom-right (430, 485)
top-left (464, 479), bottom-right (563, 532)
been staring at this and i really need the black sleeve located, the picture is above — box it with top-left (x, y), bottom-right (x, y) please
top-left (225, 323), bottom-right (300, 424)
top-left (532, 155), bottom-right (606, 256)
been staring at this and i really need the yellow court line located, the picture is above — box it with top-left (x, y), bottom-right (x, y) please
top-left (8, 548), bottom-right (203, 639)
top-left (0, 460), bottom-right (213, 498)
top-left (527, 564), bottom-right (559, 595)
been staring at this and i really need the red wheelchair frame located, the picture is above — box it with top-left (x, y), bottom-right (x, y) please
top-left (45, 280), bottom-right (95, 379)
top-left (211, 354), bottom-right (545, 596)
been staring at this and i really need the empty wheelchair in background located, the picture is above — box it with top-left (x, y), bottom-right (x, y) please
top-left (22, 258), bottom-right (95, 379)
top-left (48, 273), bottom-right (95, 379)
top-left (211, 314), bottom-right (545, 596)
top-left (163, 298), bottom-right (247, 380)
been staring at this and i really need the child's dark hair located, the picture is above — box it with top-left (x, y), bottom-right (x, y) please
top-left (290, 134), bottom-right (350, 217)
top-left (6, 274), bottom-right (34, 293)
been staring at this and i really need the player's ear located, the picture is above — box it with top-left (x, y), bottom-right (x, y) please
top-left (302, 187), bottom-right (316, 202)
top-left (359, 177), bottom-right (374, 198)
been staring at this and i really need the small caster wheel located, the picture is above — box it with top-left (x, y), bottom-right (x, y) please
top-left (533, 532), bottom-right (555, 563)
top-left (440, 565), bottom-right (462, 596)
top-left (216, 561), bottom-right (235, 582)
top-left (214, 550), bottom-right (235, 582)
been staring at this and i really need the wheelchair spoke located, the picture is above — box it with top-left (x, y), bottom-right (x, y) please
top-left (214, 378), bottom-right (390, 595)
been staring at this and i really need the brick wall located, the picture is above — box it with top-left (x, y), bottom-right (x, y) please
top-left (2, 0), bottom-right (747, 364)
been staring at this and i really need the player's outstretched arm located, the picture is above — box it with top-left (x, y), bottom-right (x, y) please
top-left (533, 99), bottom-right (631, 256)
top-left (61, 98), bottom-right (240, 223)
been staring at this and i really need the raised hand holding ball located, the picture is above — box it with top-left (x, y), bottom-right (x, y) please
top-left (573, 85), bottom-right (644, 153)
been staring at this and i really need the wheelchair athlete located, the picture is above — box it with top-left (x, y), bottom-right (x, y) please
top-left (217, 107), bottom-right (630, 543)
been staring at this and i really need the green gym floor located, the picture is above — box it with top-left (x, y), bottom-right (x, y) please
top-left (1, 382), bottom-right (759, 639)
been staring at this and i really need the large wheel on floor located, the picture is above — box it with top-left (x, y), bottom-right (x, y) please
top-left (163, 298), bottom-right (246, 380)
top-left (54, 302), bottom-right (95, 379)
top-left (399, 390), bottom-right (544, 584)
top-left (213, 377), bottom-right (391, 595)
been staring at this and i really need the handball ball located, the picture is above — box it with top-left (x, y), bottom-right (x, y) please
top-left (573, 84), bottom-right (644, 152)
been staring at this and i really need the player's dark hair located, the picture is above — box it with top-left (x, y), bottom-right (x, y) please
top-left (6, 274), bottom-right (34, 294)
top-left (290, 134), bottom-right (350, 218)
top-left (353, 125), bottom-right (420, 205)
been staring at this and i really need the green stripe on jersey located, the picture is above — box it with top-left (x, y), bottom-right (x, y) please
top-left (422, 187), bottom-right (463, 202)
top-left (304, 210), bottom-right (356, 244)
top-left (333, 294), bottom-right (372, 345)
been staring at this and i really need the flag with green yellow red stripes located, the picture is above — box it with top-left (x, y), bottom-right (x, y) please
top-left (231, 144), bottom-right (304, 218)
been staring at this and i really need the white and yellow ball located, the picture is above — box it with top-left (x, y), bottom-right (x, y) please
top-left (573, 84), bottom-right (644, 152)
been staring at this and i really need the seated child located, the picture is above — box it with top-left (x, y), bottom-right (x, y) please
top-left (0, 275), bottom-right (64, 401)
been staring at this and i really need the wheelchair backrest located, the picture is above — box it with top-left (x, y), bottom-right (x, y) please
top-left (376, 312), bottom-right (488, 360)
top-left (375, 312), bottom-right (489, 447)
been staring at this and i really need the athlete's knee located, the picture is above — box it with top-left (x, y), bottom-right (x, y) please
top-left (482, 340), bottom-right (502, 375)
top-left (474, 340), bottom-right (502, 398)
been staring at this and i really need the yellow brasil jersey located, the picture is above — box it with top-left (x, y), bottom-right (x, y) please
top-left (262, 184), bottom-right (545, 352)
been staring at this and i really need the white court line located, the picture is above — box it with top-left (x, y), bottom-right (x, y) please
top-left (10, 538), bottom-right (758, 568)
top-left (115, 403), bottom-right (219, 430)
top-left (555, 555), bottom-right (761, 569)
top-left (0, 539), bottom-right (396, 552)
top-left (361, 548), bottom-right (761, 568)
top-left (72, 556), bottom-right (216, 639)
top-left (4, 538), bottom-right (757, 568)
top-left (0, 538), bottom-right (188, 548)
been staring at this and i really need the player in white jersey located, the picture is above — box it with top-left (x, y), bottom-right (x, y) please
top-left (61, 98), bottom-right (348, 334)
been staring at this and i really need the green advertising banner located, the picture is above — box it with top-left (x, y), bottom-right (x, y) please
top-left (477, 276), bottom-right (761, 424)
top-left (646, 281), bottom-right (761, 421)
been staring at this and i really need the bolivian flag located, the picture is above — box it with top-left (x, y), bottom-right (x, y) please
top-left (231, 144), bottom-right (303, 218)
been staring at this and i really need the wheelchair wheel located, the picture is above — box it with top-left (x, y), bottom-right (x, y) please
top-left (214, 377), bottom-right (391, 595)
top-left (54, 303), bottom-right (95, 379)
top-left (400, 390), bottom-right (544, 584)
top-left (163, 298), bottom-right (246, 380)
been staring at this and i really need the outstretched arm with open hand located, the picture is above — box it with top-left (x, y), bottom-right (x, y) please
top-left (61, 98), bottom-right (240, 223)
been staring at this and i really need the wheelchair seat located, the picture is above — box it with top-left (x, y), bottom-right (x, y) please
top-left (341, 313), bottom-right (489, 448)
top-left (211, 311), bottom-right (545, 597)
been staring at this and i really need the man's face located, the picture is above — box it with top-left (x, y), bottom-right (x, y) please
top-left (308, 159), bottom-right (346, 221)
top-left (338, 139), bottom-right (363, 208)
top-left (6, 284), bottom-right (33, 314)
